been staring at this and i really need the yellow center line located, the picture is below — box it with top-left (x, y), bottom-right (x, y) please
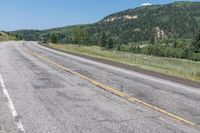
top-left (23, 44), bottom-right (195, 127)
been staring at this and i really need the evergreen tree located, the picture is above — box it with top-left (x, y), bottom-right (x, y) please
top-left (72, 27), bottom-right (81, 44)
top-left (117, 45), bottom-right (121, 51)
top-left (191, 30), bottom-right (200, 53)
top-left (150, 29), bottom-right (156, 45)
top-left (107, 38), bottom-right (114, 50)
top-left (82, 30), bottom-right (90, 45)
top-left (173, 39), bottom-right (178, 48)
top-left (50, 33), bottom-right (57, 44)
top-left (101, 32), bottom-right (108, 48)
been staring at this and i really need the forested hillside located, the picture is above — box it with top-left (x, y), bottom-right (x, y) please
top-left (11, 1), bottom-right (200, 61)
top-left (94, 1), bottom-right (200, 43)
top-left (12, 1), bottom-right (200, 44)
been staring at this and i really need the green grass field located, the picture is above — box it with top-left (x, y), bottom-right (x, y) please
top-left (50, 44), bottom-right (200, 82)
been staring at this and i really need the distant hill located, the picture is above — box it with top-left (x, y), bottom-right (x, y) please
top-left (12, 1), bottom-right (200, 44)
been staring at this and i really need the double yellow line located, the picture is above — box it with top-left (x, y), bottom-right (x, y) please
top-left (23, 44), bottom-right (195, 127)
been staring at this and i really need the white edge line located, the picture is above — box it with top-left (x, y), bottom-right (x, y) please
top-left (0, 74), bottom-right (25, 132)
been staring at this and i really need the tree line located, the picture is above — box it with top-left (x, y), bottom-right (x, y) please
top-left (49, 27), bottom-right (200, 61)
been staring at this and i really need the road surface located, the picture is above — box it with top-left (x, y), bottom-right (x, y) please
top-left (0, 41), bottom-right (199, 133)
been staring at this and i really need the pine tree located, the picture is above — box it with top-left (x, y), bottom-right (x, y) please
top-left (150, 28), bottom-right (156, 45)
top-left (72, 27), bottom-right (81, 44)
top-left (50, 33), bottom-right (57, 44)
top-left (173, 39), bottom-right (178, 48)
top-left (107, 38), bottom-right (114, 50)
top-left (191, 30), bottom-right (200, 53)
top-left (101, 32), bottom-right (108, 48)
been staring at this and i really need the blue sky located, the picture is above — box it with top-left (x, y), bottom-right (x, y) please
top-left (0, 0), bottom-right (199, 31)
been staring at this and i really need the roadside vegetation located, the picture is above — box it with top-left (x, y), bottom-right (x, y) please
top-left (9, 1), bottom-right (200, 81)
top-left (0, 32), bottom-right (22, 42)
top-left (0, 32), bottom-right (10, 42)
top-left (48, 28), bottom-right (200, 61)
top-left (50, 33), bottom-right (57, 44)
top-left (47, 15), bottom-right (200, 82)
top-left (50, 43), bottom-right (200, 82)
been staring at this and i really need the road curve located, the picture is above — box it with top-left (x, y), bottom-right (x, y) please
top-left (0, 41), bottom-right (199, 133)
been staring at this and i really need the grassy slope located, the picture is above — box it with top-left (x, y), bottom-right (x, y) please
top-left (0, 32), bottom-right (9, 42)
top-left (50, 44), bottom-right (200, 82)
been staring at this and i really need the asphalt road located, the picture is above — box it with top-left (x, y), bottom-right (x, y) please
top-left (0, 41), bottom-right (199, 133)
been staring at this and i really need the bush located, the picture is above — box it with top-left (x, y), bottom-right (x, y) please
top-left (128, 46), bottom-right (141, 53)
top-left (119, 45), bottom-right (129, 52)
top-left (142, 45), bottom-right (163, 56)
top-left (190, 53), bottom-right (200, 61)
top-left (141, 44), bottom-right (185, 58)
top-left (173, 48), bottom-right (185, 58)
top-left (163, 47), bottom-right (174, 57)
top-left (196, 72), bottom-right (200, 78)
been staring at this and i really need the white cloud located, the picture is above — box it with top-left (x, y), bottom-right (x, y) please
top-left (141, 3), bottom-right (152, 6)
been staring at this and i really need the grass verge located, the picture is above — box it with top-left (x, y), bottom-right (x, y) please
top-left (50, 44), bottom-right (200, 82)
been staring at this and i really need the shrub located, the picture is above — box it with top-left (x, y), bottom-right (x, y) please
top-left (196, 72), bottom-right (200, 78)
top-left (173, 48), bottom-right (185, 58)
top-left (190, 53), bottom-right (200, 61)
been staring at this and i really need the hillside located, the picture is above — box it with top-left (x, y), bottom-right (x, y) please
top-left (0, 31), bottom-right (22, 42)
top-left (0, 32), bottom-right (10, 42)
top-left (12, 1), bottom-right (200, 44)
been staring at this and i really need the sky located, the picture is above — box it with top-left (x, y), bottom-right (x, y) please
top-left (0, 0), bottom-right (199, 31)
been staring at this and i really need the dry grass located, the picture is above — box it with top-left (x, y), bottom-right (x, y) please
top-left (50, 44), bottom-right (200, 82)
top-left (0, 32), bottom-right (9, 42)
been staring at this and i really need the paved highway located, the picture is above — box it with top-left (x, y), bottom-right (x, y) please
top-left (0, 41), bottom-right (199, 133)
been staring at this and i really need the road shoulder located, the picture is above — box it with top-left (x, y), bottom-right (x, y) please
top-left (39, 43), bottom-right (200, 88)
